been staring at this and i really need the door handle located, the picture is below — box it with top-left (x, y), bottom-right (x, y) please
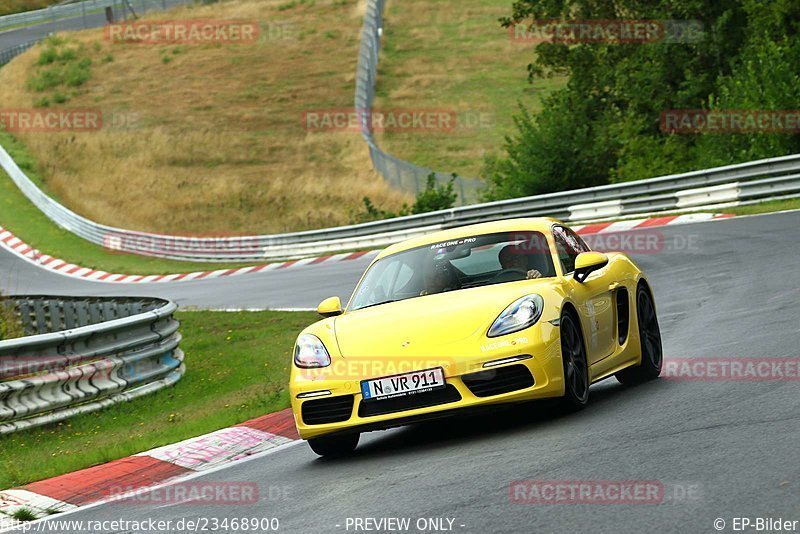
top-left (609, 282), bottom-right (621, 291)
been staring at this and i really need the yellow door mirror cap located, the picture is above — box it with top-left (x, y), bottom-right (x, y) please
top-left (317, 296), bottom-right (343, 317)
top-left (574, 252), bottom-right (609, 282)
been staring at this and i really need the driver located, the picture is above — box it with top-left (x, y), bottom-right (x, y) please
top-left (498, 245), bottom-right (542, 280)
top-left (420, 260), bottom-right (458, 296)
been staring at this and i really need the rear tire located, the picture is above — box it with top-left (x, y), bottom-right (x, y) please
top-left (559, 313), bottom-right (589, 411)
top-left (616, 285), bottom-right (663, 384)
top-left (307, 433), bottom-right (360, 457)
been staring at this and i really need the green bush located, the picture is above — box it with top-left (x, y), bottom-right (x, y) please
top-left (411, 173), bottom-right (457, 214)
top-left (64, 61), bottom-right (91, 87)
top-left (26, 68), bottom-right (63, 92)
top-left (351, 173), bottom-right (458, 223)
top-left (57, 48), bottom-right (77, 63)
top-left (26, 39), bottom-right (93, 96)
top-left (36, 47), bottom-right (58, 66)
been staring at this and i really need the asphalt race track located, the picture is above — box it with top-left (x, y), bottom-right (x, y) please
top-left (0, 0), bottom-right (192, 55)
top-left (3, 211), bottom-right (799, 533)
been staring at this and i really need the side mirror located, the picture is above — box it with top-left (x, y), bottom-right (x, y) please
top-left (573, 252), bottom-right (609, 283)
top-left (317, 296), bottom-right (343, 317)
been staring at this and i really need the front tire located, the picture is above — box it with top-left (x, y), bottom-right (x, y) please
top-left (616, 285), bottom-right (663, 384)
top-left (308, 433), bottom-right (360, 457)
top-left (560, 313), bottom-right (589, 410)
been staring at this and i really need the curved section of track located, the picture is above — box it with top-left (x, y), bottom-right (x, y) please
top-left (4, 212), bottom-right (800, 533)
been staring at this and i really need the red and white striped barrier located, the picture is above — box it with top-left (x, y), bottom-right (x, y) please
top-left (0, 213), bottom-right (733, 285)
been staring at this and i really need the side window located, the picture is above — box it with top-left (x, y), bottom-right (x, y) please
top-left (553, 226), bottom-right (589, 274)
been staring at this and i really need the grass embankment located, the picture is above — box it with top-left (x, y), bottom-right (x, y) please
top-left (373, 0), bottom-right (566, 178)
top-left (0, 129), bottom-right (274, 275)
top-left (0, 0), bottom-right (410, 236)
top-left (0, 309), bottom-right (316, 489)
top-left (0, 0), bottom-right (61, 16)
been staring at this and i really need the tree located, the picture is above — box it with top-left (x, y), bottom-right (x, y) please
top-left (486, 0), bottom-right (800, 198)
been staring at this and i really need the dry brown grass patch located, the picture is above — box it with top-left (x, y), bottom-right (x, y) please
top-left (0, 0), bottom-right (410, 234)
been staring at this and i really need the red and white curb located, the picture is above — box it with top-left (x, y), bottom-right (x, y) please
top-left (0, 213), bottom-right (733, 285)
top-left (0, 409), bottom-right (299, 529)
top-left (0, 226), bottom-right (378, 284)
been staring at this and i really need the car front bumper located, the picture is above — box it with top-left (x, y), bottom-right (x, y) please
top-left (289, 327), bottom-right (565, 440)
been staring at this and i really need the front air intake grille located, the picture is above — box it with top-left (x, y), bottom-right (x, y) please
top-left (358, 384), bottom-right (461, 418)
top-left (301, 395), bottom-right (354, 425)
top-left (462, 364), bottom-right (534, 397)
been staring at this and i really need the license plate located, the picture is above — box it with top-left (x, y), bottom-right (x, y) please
top-left (361, 367), bottom-right (445, 401)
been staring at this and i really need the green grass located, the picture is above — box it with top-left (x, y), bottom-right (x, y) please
top-left (721, 197), bottom-right (800, 216)
top-left (0, 129), bottom-right (270, 275)
top-left (652, 197), bottom-right (800, 221)
top-left (10, 508), bottom-right (36, 522)
top-left (0, 296), bottom-right (25, 340)
top-left (0, 310), bottom-right (317, 489)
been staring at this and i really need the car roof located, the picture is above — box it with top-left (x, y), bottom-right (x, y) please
top-left (375, 217), bottom-right (563, 259)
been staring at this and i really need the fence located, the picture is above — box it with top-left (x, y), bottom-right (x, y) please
top-left (354, 0), bottom-right (484, 204)
top-left (0, 296), bottom-right (183, 435)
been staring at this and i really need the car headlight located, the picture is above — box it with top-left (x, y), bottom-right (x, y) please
top-left (294, 334), bottom-right (331, 368)
top-left (487, 294), bottom-right (544, 338)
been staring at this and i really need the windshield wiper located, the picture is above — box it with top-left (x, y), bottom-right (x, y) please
top-left (357, 299), bottom-right (400, 310)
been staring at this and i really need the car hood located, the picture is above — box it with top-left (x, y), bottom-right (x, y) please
top-left (334, 281), bottom-right (555, 358)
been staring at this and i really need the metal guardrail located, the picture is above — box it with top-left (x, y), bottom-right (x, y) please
top-left (0, 40), bottom-right (38, 67)
top-left (354, 0), bottom-right (484, 204)
top-left (1, 0), bottom-right (799, 262)
top-left (0, 296), bottom-right (183, 435)
top-left (2, 140), bottom-right (800, 262)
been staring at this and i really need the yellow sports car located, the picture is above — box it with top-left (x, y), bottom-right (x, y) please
top-left (290, 218), bottom-right (663, 456)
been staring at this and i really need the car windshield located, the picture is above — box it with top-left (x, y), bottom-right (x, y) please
top-left (349, 231), bottom-right (555, 311)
